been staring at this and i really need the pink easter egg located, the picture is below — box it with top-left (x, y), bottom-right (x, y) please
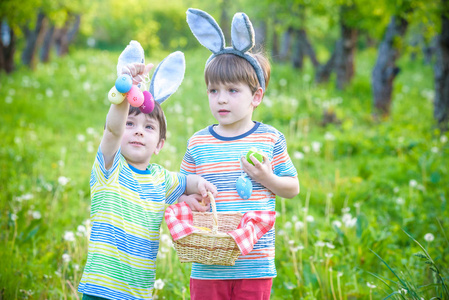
top-left (139, 91), bottom-right (155, 114)
top-left (126, 85), bottom-right (144, 107)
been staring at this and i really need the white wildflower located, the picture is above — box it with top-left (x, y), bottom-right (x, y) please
top-left (11, 213), bottom-right (18, 221)
top-left (431, 147), bottom-right (439, 153)
top-left (32, 211), bottom-right (42, 219)
top-left (341, 207), bottom-right (350, 213)
top-left (424, 233), bottom-right (434, 242)
top-left (311, 141), bottom-right (322, 153)
top-left (86, 127), bottom-right (96, 135)
top-left (303, 145), bottom-right (311, 153)
top-left (154, 279), bottom-right (165, 290)
top-left (58, 176), bottom-right (70, 186)
top-left (409, 180), bottom-right (418, 187)
top-left (62, 253), bottom-right (71, 263)
top-left (332, 220), bottom-right (342, 228)
top-left (325, 253), bottom-right (333, 258)
top-left (324, 132), bottom-right (336, 141)
top-left (367, 282), bottom-right (376, 289)
top-left (306, 215), bottom-right (315, 222)
top-left (393, 187), bottom-right (400, 193)
top-left (396, 197), bottom-right (405, 205)
top-left (315, 241), bottom-right (325, 247)
top-left (294, 151), bottom-right (304, 160)
top-left (326, 242), bottom-right (335, 249)
top-left (295, 221), bottom-right (304, 230)
top-left (284, 221), bottom-right (292, 229)
top-left (63, 231), bottom-right (75, 242)
top-left (441, 135), bottom-right (448, 143)
top-left (77, 225), bottom-right (87, 236)
top-left (279, 78), bottom-right (287, 86)
top-left (77, 134), bottom-right (86, 142)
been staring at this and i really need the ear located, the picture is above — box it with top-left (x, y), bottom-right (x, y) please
top-left (154, 138), bottom-right (165, 156)
top-left (231, 12), bottom-right (255, 53)
top-left (149, 51), bottom-right (186, 104)
top-left (116, 40), bottom-right (145, 77)
top-left (251, 87), bottom-right (263, 108)
top-left (186, 8), bottom-right (225, 54)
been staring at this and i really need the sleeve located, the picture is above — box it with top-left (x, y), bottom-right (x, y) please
top-left (91, 146), bottom-right (122, 187)
top-left (164, 170), bottom-right (187, 205)
top-left (180, 142), bottom-right (196, 175)
top-left (272, 133), bottom-right (298, 177)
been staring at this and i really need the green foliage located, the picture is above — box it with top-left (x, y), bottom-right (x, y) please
top-left (1, 46), bottom-right (448, 299)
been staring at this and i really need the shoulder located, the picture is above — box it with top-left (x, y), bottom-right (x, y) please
top-left (186, 126), bottom-right (214, 146)
top-left (254, 122), bottom-right (285, 140)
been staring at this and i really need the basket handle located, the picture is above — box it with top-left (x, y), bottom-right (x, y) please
top-left (207, 191), bottom-right (219, 234)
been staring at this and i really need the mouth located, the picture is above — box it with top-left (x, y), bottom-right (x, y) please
top-left (130, 141), bottom-right (145, 146)
top-left (218, 109), bottom-right (230, 115)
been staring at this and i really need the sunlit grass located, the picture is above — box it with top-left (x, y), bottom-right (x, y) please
top-left (0, 47), bottom-right (448, 299)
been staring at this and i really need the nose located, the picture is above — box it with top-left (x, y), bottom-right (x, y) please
top-left (217, 92), bottom-right (227, 104)
top-left (133, 125), bottom-right (144, 136)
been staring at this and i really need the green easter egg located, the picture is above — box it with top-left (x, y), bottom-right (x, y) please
top-left (246, 148), bottom-right (264, 165)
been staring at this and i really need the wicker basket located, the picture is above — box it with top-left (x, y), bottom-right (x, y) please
top-left (173, 192), bottom-right (243, 266)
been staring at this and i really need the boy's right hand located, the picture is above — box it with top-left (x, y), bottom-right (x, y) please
top-left (121, 63), bottom-right (153, 85)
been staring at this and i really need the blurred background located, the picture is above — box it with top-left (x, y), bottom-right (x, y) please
top-left (1, 0), bottom-right (448, 299)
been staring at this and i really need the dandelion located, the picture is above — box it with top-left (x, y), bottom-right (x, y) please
top-left (332, 220), bottom-right (342, 228)
top-left (303, 145), bottom-right (311, 153)
top-left (279, 78), bottom-right (287, 86)
top-left (11, 213), bottom-right (18, 221)
top-left (83, 82), bottom-right (91, 91)
top-left (306, 215), bottom-right (315, 222)
top-left (394, 187), bottom-right (400, 193)
top-left (431, 147), bottom-right (439, 153)
top-left (396, 197), bottom-right (405, 205)
top-left (341, 207), bottom-right (350, 213)
top-left (315, 241), bottom-right (325, 247)
top-left (342, 213), bottom-right (357, 228)
top-left (291, 245), bottom-right (304, 252)
top-left (58, 176), bottom-right (70, 186)
top-left (62, 90), bottom-right (70, 97)
top-left (367, 282), bottom-right (376, 289)
top-left (398, 288), bottom-right (408, 295)
top-left (293, 151), bottom-right (304, 160)
top-left (45, 88), bottom-right (54, 97)
top-left (409, 179), bottom-right (418, 187)
top-left (277, 230), bottom-right (285, 236)
top-left (284, 221), bottom-right (292, 229)
top-left (324, 132), bottom-right (336, 141)
top-left (32, 211), bottom-right (42, 219)
top-left (63, 231), bottom-right (75, 242)
top-left (311, 141), bottom-right (322, 153)
top-left (86, 127), bottom-right (96, 135)
top-left (77, 225), bottom-right (87, 236)
top-left (326, 242), bottom-right (335, 249)
top-left (62, 253), bottom-right (71, 263)
top-left (154, 279), bottom-right (165, 290)
top-left (325, 253), bottom-right (333, 258)
top-left (291, 215), bottom-right (298, 222)
top-left (87, 142), bottom-right (95, 153)
top-left (441, 135), bottom-right (448, 143)
top-left (5, 96), bottom-right (12, 104)
top-left (77, 134), bottom-right (86, 142)
top-left (424, 233), bottom-right (434, 242)
top-left (295, 221), bottom-right (304, 230)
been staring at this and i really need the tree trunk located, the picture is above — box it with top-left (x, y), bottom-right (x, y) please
top-left (272, 24), bottom-right (280, 60)
top-left (434, 0), bottom-right (449, 132)
top-left (335, 20), bottom-right (357, 89)
top-left (220, 0), bottom-right (231, 43)
top-left (21, 11), bottom-right (46, 68)
top-left (279, 27), bottom-right (293, 62)
top-left (291, 28), bottom-right (304, 69)
top-left (254, 20), bottom-right (267, 52)
top-left (315, 43), bottom-right (337, 83)
top-left (371, 15), bottom-right (408, 116)
top-left (300, 28), bottom-right (319, 68)
top-left (40, 21), bottom-right (55, 63)
top-left (0, 21), bottom-right (16, 73)
top-left (55, 14), bottom-right (81, 56)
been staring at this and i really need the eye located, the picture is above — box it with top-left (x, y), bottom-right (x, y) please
top-left (229, 88), bottom-right (237, 93)
top-left (126, 121), bottom-right (133, 127)
top-left (146, 125), bottom-right (155, 130)
top-left (208, 88), bottom-right (217, 94)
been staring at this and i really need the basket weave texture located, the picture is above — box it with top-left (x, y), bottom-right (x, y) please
top-left (173, 192), bottom-right (243, 266)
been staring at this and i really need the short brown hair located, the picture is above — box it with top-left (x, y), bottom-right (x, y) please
top-left (128, 102), bottom-right (166, 142)
top-left (204, 52), bottom-right (271, 94)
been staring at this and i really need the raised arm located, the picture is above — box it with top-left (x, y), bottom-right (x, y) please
top-left (100, 63), bottom-right (153, 169)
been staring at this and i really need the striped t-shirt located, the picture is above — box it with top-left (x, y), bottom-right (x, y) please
top-left (180, 122), bottom-right (298, 279)
top-left (78, 148), bottom-right (186, 300)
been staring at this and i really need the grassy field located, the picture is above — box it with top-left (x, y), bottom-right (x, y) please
top-left (0, 46), bottom-right (448, 300)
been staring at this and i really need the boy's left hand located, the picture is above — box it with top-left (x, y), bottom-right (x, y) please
top-left (197, 178), bottom-right (217, 204)
top-left (241, 153), bottom-right (273, 184)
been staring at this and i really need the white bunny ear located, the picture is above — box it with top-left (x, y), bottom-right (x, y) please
top-left (116, 40), bottom-right (145, 76)
top-left (186, 8), bottom-right (225, 54)
top-left (231, 13), bottom-right (255, 53)
top-left (149, 51), bottom-right (185, 104)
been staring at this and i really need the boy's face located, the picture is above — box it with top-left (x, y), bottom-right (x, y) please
top-left (121, 113), bottom-right (164, 170)
top-left (207, 81), bottom-right (263, 135)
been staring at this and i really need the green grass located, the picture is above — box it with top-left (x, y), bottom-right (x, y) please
top-left (0, 47), bottom-right (448, 299)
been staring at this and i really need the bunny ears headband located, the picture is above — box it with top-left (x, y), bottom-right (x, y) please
top-left (186, 8), bottom-right (266, 92)
top-left (109, 40), bottom-right (185, 112)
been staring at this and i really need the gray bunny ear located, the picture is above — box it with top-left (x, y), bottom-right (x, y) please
top-left (186, 8), bottom-right (225, 54)
top-left (231, 13), bottom-right (255, 53)
top-left (116, 40), bottom-right (145, 76)
top-left (149, 51), bottom-right (185, 104)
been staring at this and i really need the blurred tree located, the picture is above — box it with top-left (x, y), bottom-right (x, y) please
top-left (434, 0), bottom-right (449, 132)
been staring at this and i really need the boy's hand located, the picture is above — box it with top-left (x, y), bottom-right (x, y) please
top-left (121, 63), bottom-right (153, 85)
top-left (241, 153), bottom-right (274, 185)
top-left (178, 194), bottom-right (210, 212)
top-left (197, 177), bottom-right (217, 202)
